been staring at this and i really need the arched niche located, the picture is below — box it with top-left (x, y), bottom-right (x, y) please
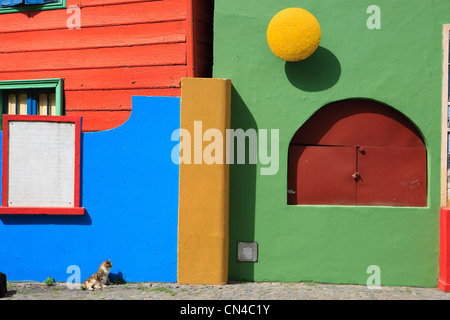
top-left (287, 99), bottom-right (427, 207)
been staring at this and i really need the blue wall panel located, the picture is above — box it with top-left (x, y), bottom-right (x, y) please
top-left (0, 96), bottom-right (180, 283)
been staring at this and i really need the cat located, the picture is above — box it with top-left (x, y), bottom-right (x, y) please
top-left (83, 259), bottom-right (112, 291)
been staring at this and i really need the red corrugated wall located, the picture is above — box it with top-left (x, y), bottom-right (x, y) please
top-left (0, 0), bottom-right (213, 131)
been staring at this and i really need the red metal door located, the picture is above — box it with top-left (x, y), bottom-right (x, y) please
top-left (288, 99), bottom-right (427, 207)
top-left (288, 145), bottom-right (357, 205)
top-left (356, 146), bottom-right (427, 207)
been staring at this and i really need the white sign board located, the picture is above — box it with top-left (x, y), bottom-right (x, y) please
top-left (7, 121), bottom-right (76, 208)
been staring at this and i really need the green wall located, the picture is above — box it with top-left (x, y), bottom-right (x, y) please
top-left (213, 0), bottom-right (450, 287)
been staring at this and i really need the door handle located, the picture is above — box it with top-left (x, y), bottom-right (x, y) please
top-left (352, 172), bottom-right (360, 181)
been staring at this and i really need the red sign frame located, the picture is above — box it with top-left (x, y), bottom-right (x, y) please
top-left (0, 115), bottom-right (85, 215)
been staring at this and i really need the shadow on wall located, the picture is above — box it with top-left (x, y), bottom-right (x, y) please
top-left (228, 85), bottom-right (258, 281)
top-left (285, 46), bottom-right (341, 92)
top-left (0, 211), bottom-right (92, 225)
top-left (109, 271), bottom-right (125, 284)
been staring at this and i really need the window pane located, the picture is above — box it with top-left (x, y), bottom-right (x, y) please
top-left (7, 94), bottom-right (16, 115)
top-left (0, 0), bottom-right (23, 7)
top-left (38, 93), bottom-right (48, 115)
top-left (17, 93), bottom-right (27, 115)
top-left (49, 93), bottom-right (56, 115)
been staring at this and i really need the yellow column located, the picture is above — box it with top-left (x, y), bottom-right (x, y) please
top-left (177, 78), bottom-right (231, 284)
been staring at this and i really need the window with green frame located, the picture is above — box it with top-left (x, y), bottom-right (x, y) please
top-left (0, 0), bottom-right (65, 13)
top-left (0, 79), bottom-right (64, 129)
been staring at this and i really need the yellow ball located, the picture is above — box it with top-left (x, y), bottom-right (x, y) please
top-left (267, 8), bottom-right (321, 62)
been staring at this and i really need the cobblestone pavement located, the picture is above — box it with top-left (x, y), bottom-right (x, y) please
top-left (2, 281), bottom-right (450, 300)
